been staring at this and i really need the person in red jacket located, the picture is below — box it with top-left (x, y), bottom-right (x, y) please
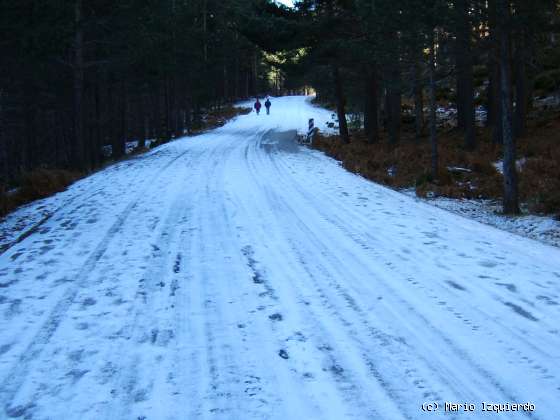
top-left (254, 98), bottom-right (262, 115)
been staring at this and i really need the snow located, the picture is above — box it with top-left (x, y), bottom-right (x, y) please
top-left (275, 0), bottom-right (295, 7)
top-left (446, 166), bottom-right (472, 174)
top-left (493, 158), bottom-right (527, 175)
top-left (238, 95), bottom-right (338, 136)
top-left (101, 139), bottom-right (156, 158)
top-left (534, 94), bottom-right (560, 109)
top-left (433, 105), bottom-right (487, 127)
top-left (1, 96), bottom-right (559, 419)
top-left (402, 190), bottom-right (560, 248)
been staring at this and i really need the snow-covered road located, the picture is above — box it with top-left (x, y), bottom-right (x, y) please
top-left (1, 96), bottom-right (559, 419)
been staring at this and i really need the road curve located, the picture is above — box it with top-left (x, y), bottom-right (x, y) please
top-left (0, 96), bottom-right (559, 419)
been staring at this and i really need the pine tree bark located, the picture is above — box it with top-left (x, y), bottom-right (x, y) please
top-left (74, 0), bottom-right (86, 170)
top-left (138, 87), bottom-right (147, 149)
top-left (159, 79), bottom-right (169, 141)
top-left (364, 65), bottom-right (379, 144)
top-left (455, 66), bottom-right (465, 130)
top-left (0, 88), bottom-right (5, 183)
top-left (202, 0), bottom-right (208, 63)
top-left (498, 0), bottom-right (520, 214)
top-left (456, 0), bottom-right (476, 149)
top-left (252, 51), bottom-right (258, 97)
top-left (513, 31), bottom-right (528, 138)
top-left (333, 65), bottom-right (349, 144)
top-left (92, 71), bottom-right (102, 168)
top-left (112, 80), bottom-right (126, 159)
top-left (386, 62), bottom-right (401, 145)
top-left (413, 62), bottom-right (424, 141)
top-left (488, 0), bottom-right (503, 144)
top-left (23, 80), bottom-right (36, 171)
top-left (429, 33), bottom-right (439, 180)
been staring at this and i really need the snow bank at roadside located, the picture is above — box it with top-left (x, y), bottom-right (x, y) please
top-left (0, 196), bottom-right (57, 252)
top-left (402, 189), bottom-right (560, 247)
top-left (0, 148), bottom-right (164, 253)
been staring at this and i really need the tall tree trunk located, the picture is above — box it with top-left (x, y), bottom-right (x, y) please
top-left (429, 32), bottom-right (439, 180)
top-left (252, 50), bottom-right (258, 97)
top-left (202, 0), bottom-right (208, 63)
top-left (333, 65), bottom-right (349, 144)
top-left (413, 62), bottom-right (424, 141)
top-left (23, 80), bottom-right (36, 171)
top-left (513, 30), bottom-right (528, 138)
top-left (456, 0), bottom-right (476, 149)
top-left (223, 63), bottom-right (229, 103)
top-left (364, 65), bottom-right (379, 144)
top-left (92, 71), bottom-right (102, 168)
top-left (463, 68), bottom-right (476, 150)
top-left (138, 87), bottom-right (147, 149)
top-left (498, 0), bottom-right (520, 214)
top-left (184, 94), bottom-right (192, 134)
top-left (0, 88), bottom-right (6, 183)
top-left (234, 33), bottom-right (240, 100)
top-left (454, 6), bottom-right (465, 132)
top-left (74, 0), bottom-right (86, 170)
top-left (455, 65), bottom-right (465, 130)
top-left (386, 61), bottom-right (401, 144)
top-left (159, 79), bottom-right (169, 141)
top-left (112, 80), bottom-right (126, 159)
top-left (165, 77), bottom-right (172, 140)
top-left (488, 0), bottom-right (503, 144)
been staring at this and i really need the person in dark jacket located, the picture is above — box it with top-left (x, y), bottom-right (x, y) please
top-left (264, 98), bottom-right (271, 115)
top-left (254, 99), bottom-right (262, 115)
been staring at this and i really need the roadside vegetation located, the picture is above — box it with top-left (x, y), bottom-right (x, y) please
top-left (0, 105), bottom-right (251, 217)
top-left (312, 103), bottom-right (560, 218)
top-left (251, 0), bottom-right (560, 217)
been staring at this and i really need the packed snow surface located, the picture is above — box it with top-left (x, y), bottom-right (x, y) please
top-left (400, 190), bottom-right (560, 248)
top-left (0, 96), bottom-right (559, 419)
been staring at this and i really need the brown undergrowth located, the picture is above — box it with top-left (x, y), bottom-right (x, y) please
top-left (190, 106), bottom-right (252, 134)
top-left (312, 112), bottom-right (560, 216)
top-left (1, 105), bottom-right (253, 218)
top-left (1, 169), bottom-right (81, 217)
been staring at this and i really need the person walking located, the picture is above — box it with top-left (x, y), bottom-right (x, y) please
top-left (254, 98), bottom-right (262, 115)
top-left (265, 97), bottom-right (271, 115)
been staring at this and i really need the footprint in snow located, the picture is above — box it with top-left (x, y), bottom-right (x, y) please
top-left (504, 302), bottom-right (539, 322)
top-left (287, 331), bottom-right (306, 342)
top-left (0, 343), bottom-right (12, 355)
top-left (82, 297), bottom-right (97, 307)
top-left (329, 364), bottom-right (344, 376)
top-left (479, 260), bottom-right (498, 268)
top-left (268, 313), bottom-right (283, 322)
top-left (495, 282), bottom-right (517, 293)
top-left (278, 349), bottom-right (289, 359)
top-left (536, 295), bottom-right (558, 306)
top-left (445, 280), bottom-right (467, 291)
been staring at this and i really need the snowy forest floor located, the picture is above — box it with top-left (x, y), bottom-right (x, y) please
top-left (312, 111), bottom-right (560, 248)
top-left (0, 96), bottom-right (559, 419)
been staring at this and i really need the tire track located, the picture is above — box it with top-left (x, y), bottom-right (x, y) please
top-left (269, 143), bottom-right (559, 405)
top-left (263, 167), bottom-right (523, 406)
top-left (244, 131), bottom-right (537, 418)
top-left (234, 137), bottom-right (399, 419)
top-left (0, 148), bottom-right (193, 416)
top-left (0, 149), bottom-right (168, 257)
